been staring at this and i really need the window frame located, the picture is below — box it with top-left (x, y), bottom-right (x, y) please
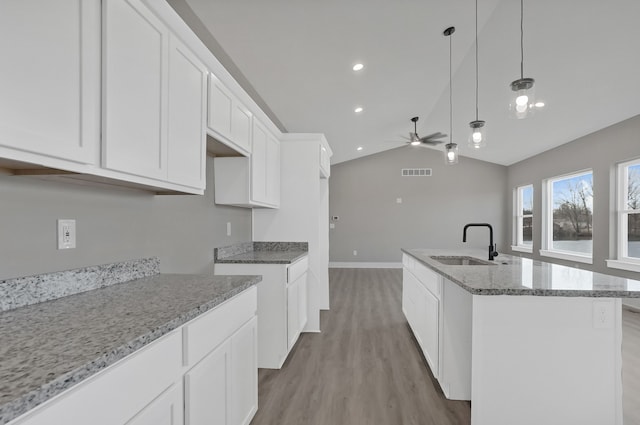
top-left (512, 184), bottom-right (533, 253)
top-left (607, 157), bottom-right (640, 272)
top-left (540, 169), bottom-right (594, 264)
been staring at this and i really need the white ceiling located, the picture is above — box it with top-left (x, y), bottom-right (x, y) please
top-left (184, 0), bottom-right (640, 166)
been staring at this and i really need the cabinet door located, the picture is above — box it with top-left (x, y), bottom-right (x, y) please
top-left (184, 340), bottom-right (231, 425)
top-left (232, 102), bottom-right (252, 155)
top-left (419, 284), bottom-right (440, 377)
top-left (127, 383), bottom-right (183, 425)
top-left (250, 120), bottom-right (268, 204)
top-left (265, 135), bottom-right (280, 207)
top-left (102, 0), bottom-right (168, 180)
top-left (0, 0), bottom-right (99, 164)
top-left (167, 35), bottom-right (206, 189)
top-left (207, 75), bottom-right (233, 142)
top-left (230, 317), bottom-right (258, 425)
top-left (298, 274), bottom-right (308, 330)
top-left (287, 280), bottom-right (300, 352)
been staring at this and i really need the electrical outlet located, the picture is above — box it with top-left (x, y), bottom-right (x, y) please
top-left (353, 250), bottom-right (358, 256)
top-left (396, 198), bottom-right (402, 204)
top-left (593, 301), bottom-right (613, 329)
top-left (57, 219), bottom-right (76, 250)
top-left (329, 223), bottom-right (335, 229)
top-left (226, 222), bottom-right (231, 236)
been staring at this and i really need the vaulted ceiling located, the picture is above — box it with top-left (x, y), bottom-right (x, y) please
top-left (180, 0), bottom-right (640, 165)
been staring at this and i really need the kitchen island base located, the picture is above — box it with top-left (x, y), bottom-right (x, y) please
top-left (402, 250), bottom-right (626, 425)
top-left (471, 295), bottom-right (622, 425)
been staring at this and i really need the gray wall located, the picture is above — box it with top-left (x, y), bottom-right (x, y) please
top-left (0, 157), bottom-right (251, 280)
top-left (507, 114), bottom-right (640, 307)
top-left (329, 146), bottom-right (509, 263)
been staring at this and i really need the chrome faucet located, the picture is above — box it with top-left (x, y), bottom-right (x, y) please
top-left (463, 223), bottom-right (499, 261)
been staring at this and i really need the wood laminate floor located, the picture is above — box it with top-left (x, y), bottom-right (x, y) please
top-left (250, 268), bottom-right (640, 425)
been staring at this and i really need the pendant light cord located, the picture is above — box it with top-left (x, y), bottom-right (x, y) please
top-left (449, 29), bottom-right (453, 143)
top-left (475, 0), bottom-right (479, 121)
top-left (520, 0), bottom-right (524, 79)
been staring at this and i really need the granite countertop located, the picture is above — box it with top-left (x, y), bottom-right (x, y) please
top-left (402, 248), bottom-right (640, 298)
top-left (215, 241), bottom-right (309, 264)
top-left (0, 273), bottom-right (261, 424)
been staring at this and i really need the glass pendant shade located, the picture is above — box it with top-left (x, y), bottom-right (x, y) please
top-left (468, 120), bottom-right (486, 148)
top-left (444, 142), bottom-right (459, 164)
top-left (509, 77), bottom-right (535, 119)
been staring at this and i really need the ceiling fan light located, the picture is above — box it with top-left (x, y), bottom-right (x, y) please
top-left (509, 78), bottom-right (535, 119)
top-left (468, 120), bottom-right (486, 148)
top-left (444, 142), bottom-right (459, 165)
top-left (410, 140), bottom-right (421, 146)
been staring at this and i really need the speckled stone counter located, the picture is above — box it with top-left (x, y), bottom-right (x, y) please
top-left (215, 241), bottom-right (308, 264)
top-left (0, 273), bottom-right (261, 425)
top-left (402, 248), bottom-right (640, 297)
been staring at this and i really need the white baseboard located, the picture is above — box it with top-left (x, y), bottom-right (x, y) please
top-left (329, 262), bottom-right (402, 269)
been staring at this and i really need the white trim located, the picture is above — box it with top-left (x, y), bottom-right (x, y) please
top-left (539, 249), bottom-right (593, 264)
top-left (511, 245), bottom-right (533, 254)
top-left (329, 262), bottom-right (403, 269)
top-left (606, 259), bottom-right (640, 273)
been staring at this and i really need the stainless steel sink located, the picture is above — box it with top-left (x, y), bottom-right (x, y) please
top-left (429, 256), bottom-right (496, 266)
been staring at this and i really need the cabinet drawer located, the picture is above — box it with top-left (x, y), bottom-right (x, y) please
top-left (11, 331), bottom-right (182, 425)
top-left (287, 256), bottom-right (309, 283)
top-left (413, 261), bottom-right (442, 299)
top-left (183, 286), bottom-right (257, 367)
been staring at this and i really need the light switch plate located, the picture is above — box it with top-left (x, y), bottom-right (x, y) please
top-left (57, 219), bottom-right (76, 249)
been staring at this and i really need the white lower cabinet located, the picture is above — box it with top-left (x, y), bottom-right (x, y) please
top-left (402, 254), bottom-right (442, 380)
top-left (9, 288), bottom-right (258, 425)
top-left (402, 253), bottom-right (472, 401)
top-left (184, 318), bottom-right (257, 425)
top-left (185, 340), bottom-right (231, 425)
top-left (230, 318), bottom-right (258, 425)
top-left (215, 256), bottom-right (309, 368)
top-left (128, 383), bottom-right (184, 425)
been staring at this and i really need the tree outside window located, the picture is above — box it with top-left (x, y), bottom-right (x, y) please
top-left (545, 171), bottom-right (594, 258)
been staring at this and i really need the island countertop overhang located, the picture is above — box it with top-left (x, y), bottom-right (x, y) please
top-left (402, 248), bottom-right (640, 298)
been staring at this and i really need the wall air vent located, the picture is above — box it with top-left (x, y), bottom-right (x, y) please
top-left (401, 168), bottom-right (432, 177)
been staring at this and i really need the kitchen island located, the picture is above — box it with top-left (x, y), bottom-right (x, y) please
top-left (401, 248), bottom-right (640, 425)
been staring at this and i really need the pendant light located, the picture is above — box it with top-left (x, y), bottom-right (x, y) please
top-left (509, 0), bottom-right (535, 119)
top-left (468, 0), bottom-right (486, 148)
top-left (444, 26), bottom-right (458, 165)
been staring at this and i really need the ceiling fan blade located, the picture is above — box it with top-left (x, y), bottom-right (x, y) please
top-left (420, 139), bottom-right (446, 146)
top-left (419, 132), bottom-right (447, 142)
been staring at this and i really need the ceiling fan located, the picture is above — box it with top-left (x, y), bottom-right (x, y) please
top-left (403, 116), bottom-right (447, 146)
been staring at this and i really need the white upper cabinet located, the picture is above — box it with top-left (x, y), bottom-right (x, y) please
top-left (167, 36), bottom-right (207, 189)
top-left (102, 0), bottom-right (169, 181)
top-left (319, 144), bottom-right (331, 178)
top-left (213, 119), bottom-right (280, 208)
top-left (208, 74), bottom-right (252, 156)
top-left (0, 0), bottom-right (100, 165)
top-left (250, 120), bottom-right (268, 204)
top-left (102, 0), bottom-right (206, 190)
top-left (266, 134), bottom-right (281, 206)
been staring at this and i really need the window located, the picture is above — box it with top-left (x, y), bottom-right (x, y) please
top-left (513, 185), bottom-right (533, 253)
top-left (608, 158), bottom-right (640, 272)
top-left (541, 170), bottom-right (593, 263)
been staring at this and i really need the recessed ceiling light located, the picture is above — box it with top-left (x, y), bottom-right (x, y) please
top-left (354, 107), bottom-right (363, 113)
top-left (352, 63), bottom-right (364, 71)
top-left (535, 102), bottom-right (545, 108)
top-left (356, 146), bottom-right (363, 151)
